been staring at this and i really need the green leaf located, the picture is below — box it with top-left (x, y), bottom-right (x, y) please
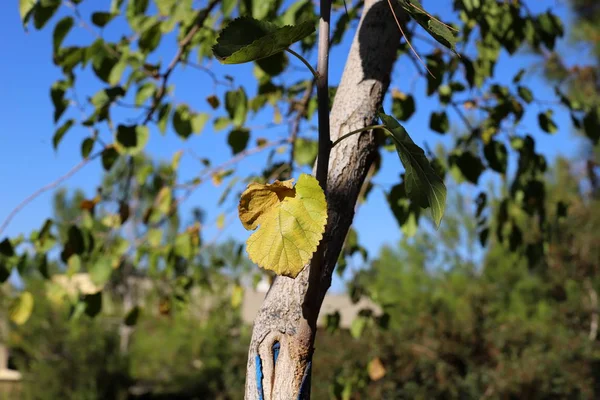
top-left (425, 53), bottom-right (445, 95)
top-left (126, 0), bottom-right (149, 19)
top-left (124, 306), bottom-right (141, 326)
top-left (225, 88), bottom-right (248, 127)
top-left (83, 292), bottom-right (102, 317)
top-left (135, 82), bottom-right (155, 105)
top-left (155, 186), bottom-right (172, 215)
top-left (147, 229), bottom-right (163, 247)
top-left (53, 119), bottom-right (75, 150)
top-left (213, 17), bottom-right (316, 64)
top-left (191, 113), bottom-right (210, 134)
top-left (157, 103), bottom-right (171, 134)
top-left (139, 21), bottom-right (162, 53)
top-left (174, 232), bottom-right (193, 259)
top-left (583, 107), bottom-right (600, 145)
top-left (222, 0), bottom-right (237, 16)
top-left (239, 174), bottom-right (328, 278)
top-left (248, 0), bottom-right (279, 19)
top-left (53, 16), bottom-right (74, 52)
top-left (391, 91), bottom-right (416, 121)
top-left (50, 80), bottom-right (70, 123)
top-left (387, 182), bottom-right (421, 237)
top-left (173, 104), bottom-right (193, 138)
top-left (483, 140), bottom-right (508, 174)
top-left (101, 147), bottom-right (119, 170)
top-left (256, 53), bottom-right (288, 77)
top-left (108, 60), bottom-right (127, 86)
top-left (213, 117), bottom-right (231, 131)
top-left (379, 112), bottom-right (447, 228)
top-left (350, 315), bottom-right (368, 339)
top-left (9, 291), bottom-right (34, 325)
top-left (34, 0), bottom-right (61, 30)
top-left (91, 12), bottom-right (117, 27)
top-left (115, 125), bottom-right (149, 154)
top-left (0, 262), bottom-right (10, 283)
top-left (89, 257), bottom-right (113, 287)
top-left (88, 40), bottom-right (120, 83)
top-left (67, 254), bottom-right (81, 276)
top-left (429, 111), bottom-right (449, 134)
top-left (538, 110), bottom-right (557, 134)
top-left (81, 137), bottom-right (94, 158)
top-left (19, 0), bottom-right (37, 25)
top-left (517, 85), bottom-right (533, 103)
top-left (228, 128), bottom-right (250, 154)
top-left (294, 138), bottom-right (318, 167)
top-left (0, 238), bottom-right (15, 257)
top-left (449, 150), bottom-right (485, 184)
top-left (399, 0), bottom-right (457, 52)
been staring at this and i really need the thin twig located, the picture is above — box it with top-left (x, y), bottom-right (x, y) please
top-left (162, 138), bottom-right (291, 225)
top-left (451, 102), bottom-right (475, 132)
top-left (180, 60), bottom-right (233, 89)
top-left (286, 48), bottom-right (319, 79)
top-left (0, 150), bottom-right (104, 236)
top-left (387, 0), bottom-right (433, 77)
top-left (143, 0), bottom-right (220, 124)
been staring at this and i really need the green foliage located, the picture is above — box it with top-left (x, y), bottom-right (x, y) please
top-left (344, 169), bottom-right (600, 398)
top-left (398, 0), bottom-right (457, 52)
top-left (213, 17), bottom-right (315, 64)
top-left (379, 112), bottom-right (447, 228)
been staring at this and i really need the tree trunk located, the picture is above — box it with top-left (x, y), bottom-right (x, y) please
top-left (244, 1), bottom-right (403, 398)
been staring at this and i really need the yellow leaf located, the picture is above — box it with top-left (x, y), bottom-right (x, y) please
top-left (9, 291), bottom-right (34, 325)
top-left (155, 187), bottom-right (172, 214)
top-left (391, 88), bottom-right (407, 100)
top-left (171, 150), bottom-right (183, 170)
top-left (273, 107), bottom-right (282, 124)
top-left (67, 254), bottom-right (81, 277)
top-left (216, 213), bottom-right (226, 230)
top-left (368, 357), bottom-right (386, 381)
top-left (231, 284), bottom-right (244, 308)
top-left (239, 174), bottom-right (327, 278)
top-left (101, 214), bottom-right (121, 228)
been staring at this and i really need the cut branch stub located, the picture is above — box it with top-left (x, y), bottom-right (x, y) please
top-left (212, 17), bottom-right (316, 64)
top-left (238, 173), bottom-right (327, 278)
top-left (379, 111), bottom-right (447, 228)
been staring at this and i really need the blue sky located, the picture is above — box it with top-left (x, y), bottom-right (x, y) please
top-left (0, 1), bottom-right (591, 292)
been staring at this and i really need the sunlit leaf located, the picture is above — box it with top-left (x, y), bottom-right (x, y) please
top-left (9, 291), bottom-right (34, 325)
top-left (115, 125), bottom-right (149, 154)
top-left (53, 17), bottom-right (74, 52)
top-left (239, 174), bottom-right (327, 278)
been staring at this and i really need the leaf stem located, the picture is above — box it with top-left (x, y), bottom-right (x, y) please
top-left (331, 124), bottom-right (385, 148)
top-left (285, 48), bottom-right (319, 80)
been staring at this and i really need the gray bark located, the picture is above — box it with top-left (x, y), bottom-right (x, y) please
top-left (244, 1), bottom-right (403, 398)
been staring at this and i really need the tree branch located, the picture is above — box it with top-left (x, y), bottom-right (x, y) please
top-left (244, 1), bottom-right (403, 398)
top-left (143, 0), bottom-right (220, 124)
top-left (0, 150), bottom-right (104, 236)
